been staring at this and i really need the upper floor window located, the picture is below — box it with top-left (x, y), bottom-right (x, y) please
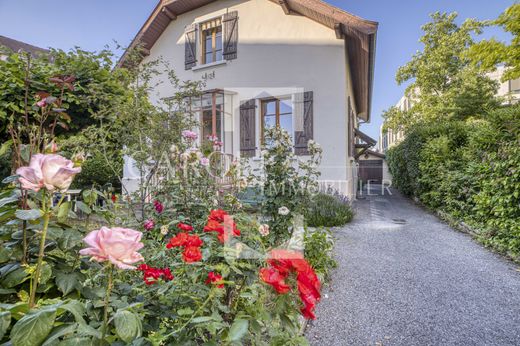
top-left (201, 18), bottom-right (223, 64)
top-left (261, 98), bottom-right (293, 143)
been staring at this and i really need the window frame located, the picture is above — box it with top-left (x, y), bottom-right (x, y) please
top-left (260, 97), bottom-right (293, 144)
top-left (201, 21), bottom-right (223, 65)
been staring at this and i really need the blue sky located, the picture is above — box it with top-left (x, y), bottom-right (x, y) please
top-left (0, 0), bottom-right (514, 140)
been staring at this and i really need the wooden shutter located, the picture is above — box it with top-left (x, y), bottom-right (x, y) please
top-left (240, 99), bottom-right (256, 157)
top-left (223, 11), bottom-right (238, 60)
top-left (184, 24), bottom-right (197, 70)
top-left (294, 91), bottom-right (314, 155)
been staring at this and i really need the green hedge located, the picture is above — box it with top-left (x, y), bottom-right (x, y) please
top-left (386, 104), bottom-right (520, 259)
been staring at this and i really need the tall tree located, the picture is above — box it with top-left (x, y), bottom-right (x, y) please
top-left (387, 12), bottom-right (499, 131)
top-left (467, 4), bottom-right (520, 81)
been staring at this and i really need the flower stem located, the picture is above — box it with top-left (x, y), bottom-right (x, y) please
top-left (101, 264), bottom-right (114, 345)
top-left (28, 193), bottom-right (50, 308)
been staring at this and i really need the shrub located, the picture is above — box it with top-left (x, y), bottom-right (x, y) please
top-left (386, 104), bottom-right (520, 260)
top-left (304, 228), bottom-right (337, 280)
top-left (304, 192), bottom-right (354, 227)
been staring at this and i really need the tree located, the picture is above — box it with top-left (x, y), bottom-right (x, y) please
top-left (467, 4), bottom-right (520, 81)
top-left (389, 12), bottom-right (499, 131)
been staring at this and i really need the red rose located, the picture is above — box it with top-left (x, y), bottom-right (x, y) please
top-left (182, 246), bottom-right (202, 263)
top-left (208, 209), bottom-right (227, 222)
top-left (166, 232), bottom-right (189, 248)
top-left (137, 264), bottom-right (174, 285)
top-left (205, 271), bottom-right (224, 288)
top-left (186, 234), bottom-right (203, 247)
top-left (177, 222), bottom-right (194, 232)
top-left (259, 267), bottom-right (291, 294)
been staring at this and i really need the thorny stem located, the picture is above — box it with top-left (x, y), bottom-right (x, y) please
top-left (28, 191), bottom-right (50, 308)
top-left (101, 264), bottom-right (114, 345)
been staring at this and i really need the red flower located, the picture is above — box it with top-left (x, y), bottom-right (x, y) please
top-left (205, 271), bottom-right (224, 288)
top-left (111, 194), bottom-right (117, 203)
top-left (185, 234), bottom-right (203, 247)
top-left (259, 267), bottom-right (291, 294)
top-left (137, 264), bottom-right (174, 285)
top-left (166, 232), bottom-right (189, 248)
top-left (208, 209), bottom-right (227, 222)
top-left (259, 250), bottom-right (321, 320)
top-left (183, 246), bottom-right (202, 263)
top-left (177, 222), bottom-right (194, 232)
top-left (203, 210), bottom-right (241, 244)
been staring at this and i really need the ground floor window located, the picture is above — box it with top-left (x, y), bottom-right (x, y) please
top-left (190, 91), bottom-right (224, 145)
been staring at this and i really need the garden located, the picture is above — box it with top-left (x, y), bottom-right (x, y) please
top-left (0, 45), bottom-right (353, 345)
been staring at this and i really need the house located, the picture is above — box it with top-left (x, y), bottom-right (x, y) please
top-left (358, 149), bottom-right (391, 185)
top-left (120, 0), bottom-right (378, 199)
top-left (378, 95), bottom-right (409, 153)
top-left (0, 35), bottom-right (48, 60)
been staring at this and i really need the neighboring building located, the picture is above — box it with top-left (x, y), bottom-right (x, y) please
top-left (120, 0), bottom-right (378, 199)
top-left (488, 65), bottom-right (520, 105)
top-left (0, 35), bottom-right (48, 60)
top-left (378, 95), bottom-right (409, 153)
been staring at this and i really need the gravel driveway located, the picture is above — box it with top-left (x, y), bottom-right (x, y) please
top-left (305, 184), bottom-right (520, 346)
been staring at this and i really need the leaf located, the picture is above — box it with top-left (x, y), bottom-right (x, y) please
top-left (55, 272), bottom-right (80, 296)
top-left (2, 175), bottom-right (19, 184)
top-left (113, 310), bottom-right (142, 343)
top-left (227, 319), bottom-right (249, 342)
top-left (10, 307), bottom-right (57, 346)
top-left (0, 247), bottom-right (11, 263)
top-left (75, 201), bottom-right (91, 215)
top-left (59, 229), bottom-right (83, 250)
top-left (177, 307), bottom-right (193, 316)
top-left (0, 311), bottom-right (10, 340)
top-left (59, 300), bottom-right (86, 325)
top-left (58, 202), bottom-right (70, 222)
top-left (56, 336), bottom-right (92, 346)
top-left (0, 139), bottom-right (13, 156)
top-left (1, 267), bottom-right (29, 288)
top-left (191, 316), bottom-right (214, 324)
top-left (41, 323), bottom-right (78, 346)
top-left (0, 288), bottom-right (16, 294)
top-left (15, 209), bottom-right (43, 221)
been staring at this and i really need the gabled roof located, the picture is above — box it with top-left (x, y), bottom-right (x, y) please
top-left (118, 0), bottom-right (377, 121)
top-left (0, 35), bottom-right (48, 56)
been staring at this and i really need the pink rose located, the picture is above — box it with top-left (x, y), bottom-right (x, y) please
top-left (36, 98), bottom-right (47, 107)
top-left (200, 157), bottom-right (210, 166)
top-left (143, 219), bottom-right (155, 231)
top-left (16, 154), bottom-right (81, 192)
top-left (182, 130), bottom-right (198, 140)
top-left (79, 227), bottom-right (144, 269)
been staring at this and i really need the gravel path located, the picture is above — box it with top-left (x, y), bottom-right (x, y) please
top-left (305, 184), bottom-right (520, 346)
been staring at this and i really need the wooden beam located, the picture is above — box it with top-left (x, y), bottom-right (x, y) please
top-left (335, 23), bottom-right (344, 39)
top-left (278, 0), bottom-right (291, 15)
top-left (161, 6), bottom-right (177, 20)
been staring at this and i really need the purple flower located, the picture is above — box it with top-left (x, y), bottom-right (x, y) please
top-left (182, 130), bottom-right (198, 140)
top-left (143, 219), bottom-right (155, 231)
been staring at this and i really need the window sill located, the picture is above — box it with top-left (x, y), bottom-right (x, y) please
top-left (191, 60), bottom-right (227, 71)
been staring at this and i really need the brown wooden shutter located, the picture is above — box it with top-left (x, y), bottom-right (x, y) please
top-left (240, 99), bottom-right (256, 157)
top-left (295, 91), bottom-right (314, 155)
top-left (184, 24), bottom-right (197, 70)
top-left (223, 11), bottom-right (238, 60)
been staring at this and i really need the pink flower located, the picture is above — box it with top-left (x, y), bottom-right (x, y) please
top-left (143, 219), bottom-right (155, 231)
top-left (16, 154), bottom-right (81, 192)
top-left (79, 227), bottom-right (144, 269)
top-left (36, 98), bottom-right (47, 107)
top-left (153, 200), bottom-right (164, 213)
top-left (200, 157), bottom-right (210, 166)
top-left (182, 130), bottom-right (198, 140)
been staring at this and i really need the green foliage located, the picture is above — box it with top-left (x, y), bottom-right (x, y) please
top-left (72, 152), bottom-right (122, 189)
top-left (387, 12), bottom-right (499, 132)
top-left (387, 104), bottom-right (520, 260)
top-left (304, 228), bottom-right (337, 280)
top-left (257, 127), bottom-right (323, 243)
top-left (467, 4), bottom-right (520, 81)
top-left (304, 193), bottom-right (354, 228)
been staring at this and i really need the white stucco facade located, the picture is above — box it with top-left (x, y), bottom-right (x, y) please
top-left (124, 0), bottom-right (368, 199)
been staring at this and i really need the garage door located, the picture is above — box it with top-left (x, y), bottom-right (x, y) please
top-left (359, 160), bottom-right (383, 184)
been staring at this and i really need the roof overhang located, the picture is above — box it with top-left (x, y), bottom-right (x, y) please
top-left (354, 128), bottom-right (377, 159)
top-left (118, 0), bottom-right (378, 121)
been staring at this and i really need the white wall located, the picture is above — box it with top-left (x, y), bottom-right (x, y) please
top-left (138, 0), bottom-right (355, 196)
